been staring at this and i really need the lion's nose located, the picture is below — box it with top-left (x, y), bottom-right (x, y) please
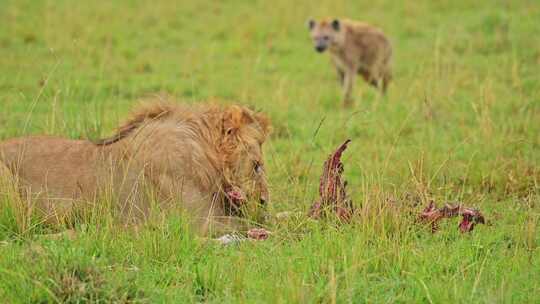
top-left (315, 45), bottom-right (326, 52)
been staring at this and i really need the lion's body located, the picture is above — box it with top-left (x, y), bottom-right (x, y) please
top-left (0, 102), bottom-right (270, 236)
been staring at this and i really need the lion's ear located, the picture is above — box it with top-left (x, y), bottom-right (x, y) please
top-left (223, 106), bottom-right (253, 135)
top-left (254, 113), bottom-right (272, 138)
top-left (223, 106), bottom-right (271, 139)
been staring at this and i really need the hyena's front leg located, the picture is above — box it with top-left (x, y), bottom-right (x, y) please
top-left (342, 68), bottom-right (357, 107)
top-left (331, 57), bottom-right (345, 85)
top-left (336, 67), bottom-right (345, 85)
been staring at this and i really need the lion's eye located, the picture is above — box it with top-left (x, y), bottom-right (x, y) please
top-left (253, 161), bottom-right (263, 174)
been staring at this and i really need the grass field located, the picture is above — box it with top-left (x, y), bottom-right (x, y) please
top-left (1, 0), bottom-right (539, 302)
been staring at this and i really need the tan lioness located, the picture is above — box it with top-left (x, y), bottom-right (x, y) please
top-left (0, 101), bottom-right (271, 236)
top-left (308, 18), bottom-right (392, 106)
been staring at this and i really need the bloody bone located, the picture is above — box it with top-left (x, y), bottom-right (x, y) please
top-left (309, 139), bottom-right (354, 222)
top-left (419, 201), bottom-right (485, 233)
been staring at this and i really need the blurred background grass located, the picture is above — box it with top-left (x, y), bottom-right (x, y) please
top-left (0, 0), bottom-right (539, 302)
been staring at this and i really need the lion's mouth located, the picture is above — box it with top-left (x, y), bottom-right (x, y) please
top-left (225, 186), bottom-right (246, 206)
top-left (221, 185), bottom-right (247, 216)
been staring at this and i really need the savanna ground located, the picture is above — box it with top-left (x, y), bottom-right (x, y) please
top-left (0, 0), bottom-right (539, 302)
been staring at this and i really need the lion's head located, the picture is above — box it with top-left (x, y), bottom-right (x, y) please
top-left (218, 105), bottom-right (271, 215)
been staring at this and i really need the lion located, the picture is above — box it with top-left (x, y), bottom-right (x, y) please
top-left (0, 101), bottom-right (271, 237)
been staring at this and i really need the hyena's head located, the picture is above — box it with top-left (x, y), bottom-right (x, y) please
top-left (307, 18), bottom-right (342, 53)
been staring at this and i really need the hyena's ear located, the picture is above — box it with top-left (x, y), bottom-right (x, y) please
top-left (331, 19), bottom-right (340, 31)
top-left (307, 19), bottom-right (316, 30)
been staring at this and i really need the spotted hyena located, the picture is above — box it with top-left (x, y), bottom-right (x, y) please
top-left (308, 18), bottom-right (392, 106)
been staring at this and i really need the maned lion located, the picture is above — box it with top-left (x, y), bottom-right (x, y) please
top-left (0, 101), bottom-right (271, 236)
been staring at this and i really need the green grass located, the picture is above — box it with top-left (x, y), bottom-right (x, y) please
top-left (1, 0), bottom-right (539, 302)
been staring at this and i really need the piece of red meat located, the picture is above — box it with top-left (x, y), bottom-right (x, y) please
top-left (419, 201), bottom-right (485, 233)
